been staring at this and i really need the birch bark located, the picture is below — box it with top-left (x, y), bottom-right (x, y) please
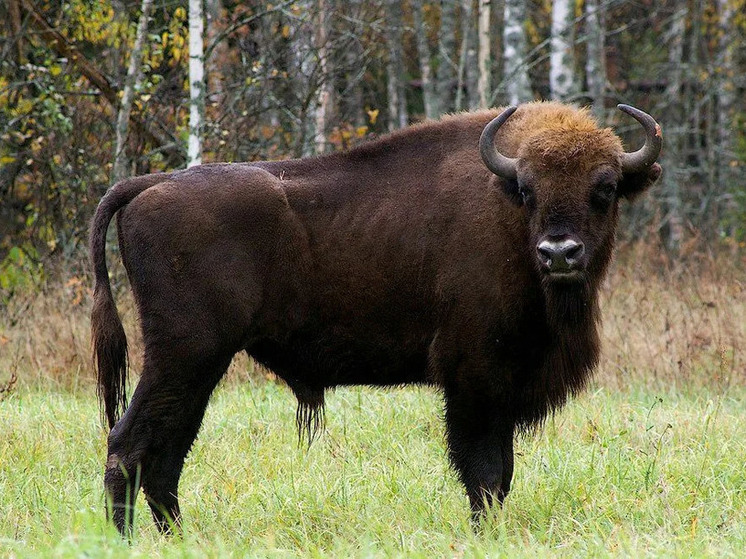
top-left (188, 0), bottom-right (205, 167)
top-left (385, 0), bottom-right (408, 130)
top-left (716, 0), bottom-right (736, 192)
top-left (314, 0), bottom-right (332, 152)
top-left (584, 0), bottom-right (605, 121)
top-left (660, 7), bottom-right (687, 252)
top-left (436, 0), bottom-right (457, 114)
top-left (477, 0), bottom-right (491, 108)
top-left (549, 0), bottom-right (576, 100)
top-left (502, 0), bottom-right (531, 106)
top-left (412, 0), bottom-right (437, 119)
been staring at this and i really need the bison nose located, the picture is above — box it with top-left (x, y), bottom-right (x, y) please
top-left (536, 238), bottom-right (585, 272)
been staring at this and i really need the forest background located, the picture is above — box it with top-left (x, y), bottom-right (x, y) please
top-left (1, 0), bottom-right (745, 299)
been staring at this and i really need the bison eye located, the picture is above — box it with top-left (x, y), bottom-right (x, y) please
top-left (518, 184), bottom-right (535, 207)
top-left (591, 182), bottom-right (616, 212)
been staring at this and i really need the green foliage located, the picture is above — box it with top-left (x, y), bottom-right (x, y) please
top-left (0, 244), bottom-right (44, 300)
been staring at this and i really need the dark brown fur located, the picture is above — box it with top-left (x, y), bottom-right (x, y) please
top-left (90, 102), bottom-right (661, 535)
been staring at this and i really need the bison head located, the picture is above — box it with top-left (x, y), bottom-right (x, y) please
top-left (480, 103), bottom-right (662, 285)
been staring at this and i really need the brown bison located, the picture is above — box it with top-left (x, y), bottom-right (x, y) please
top-left (91, 101), bottom-right (662, 535)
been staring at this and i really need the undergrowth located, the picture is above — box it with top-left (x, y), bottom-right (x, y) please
top-left (1, 244), bottom-right (742, 393)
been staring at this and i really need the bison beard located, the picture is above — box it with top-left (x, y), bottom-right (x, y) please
top-left (91, 101), bottom-right (662, 535)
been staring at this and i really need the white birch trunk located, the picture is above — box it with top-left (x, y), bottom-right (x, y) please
top-left (661, 7), bottom-right (687, 252)
top-left (549, 0), bottom-right (576, 100)
top-left (477, 0), bottom-right (491, 108)
top-left (112, 0), bottom-right (153, 183)
top-left (188, 0), bottom-right (205, 167)
top-left (502, 0), bottom-right (531, 106)
top-left (314, 0), bottom-right (332, 153)
top-left (385, 0), bottom-right (407, 130)
top-left (455, 0), bottom-right (472, 111)
top-left (464, 0), bottom-right (478, 109)
top-left (412, 0), bottom-right (437, 119)
top-left (584, 0), bottom-right (605, 121)
top-left (716, 0), bottom-right (736, 192)
top-left (293, 1), bottom-right (316, 156)
top-left (436, 0), bottom-right (457, 114)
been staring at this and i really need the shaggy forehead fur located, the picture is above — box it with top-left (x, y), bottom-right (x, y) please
top-left (498, 101), bottom-right (625, 175)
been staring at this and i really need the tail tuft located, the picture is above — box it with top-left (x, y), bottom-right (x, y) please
top-left (92, 288), bottom-right (129, 429)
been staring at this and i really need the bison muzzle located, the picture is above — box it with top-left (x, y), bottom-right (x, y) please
top-left (90, 102), bottom-right (662, 535)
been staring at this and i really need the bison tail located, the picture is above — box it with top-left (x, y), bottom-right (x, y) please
top-left (91, 283), bottom-right (128, 430)
top-left (90, 174), bottom-right (167, 429)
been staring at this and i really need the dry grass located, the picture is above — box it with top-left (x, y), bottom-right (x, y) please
top-left (1, 276), bottom-right (97, 391)
top-left (1, 245), bottom-right (743, 392)
top-left (599, 244), bottom-right (745, 390)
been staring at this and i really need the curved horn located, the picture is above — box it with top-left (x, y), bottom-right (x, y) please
top-left (618, 104), bottom-right (662, 174)
top-left (480, 106), bottom-right (519, 180)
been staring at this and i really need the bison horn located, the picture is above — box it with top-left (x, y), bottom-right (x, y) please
top-left (618, 104), bottom-right (662, 174)
top-left (480, 106), bottom-right (519, 180)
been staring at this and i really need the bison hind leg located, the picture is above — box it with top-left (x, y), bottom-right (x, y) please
top-left (294, 386), bottom-right (325, 446)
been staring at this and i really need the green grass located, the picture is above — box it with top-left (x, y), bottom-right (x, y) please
top-left (2, 377), bottom-right (746, 558)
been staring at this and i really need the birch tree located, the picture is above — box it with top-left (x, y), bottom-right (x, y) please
top-left (293, 2), bottom-right (317, 156)
top-left (342, 6), bottom-right (367, 128)
top-left (436, 0), bottom-right (457, 114)
top-left (584, 0), bottom-right (605, 121)
top-left (502, 0), bottom-right (531, 106)
top-left (716, 0), bottom-right (737, 199)
top-left (16, 0), bottom-right (185, 168)
top-left (412, 0), bottom-right (437, 119)
top-left (188, 0), bottom-right (205, 167)
top-left (550, 0), bottom-right (576, 100)
top-left (112, 0), bottom-right (154, 183)
top-left (455, 0), bottom-right (477, 111)
top-left (385, 0), bottom-right (408, 130)
top-left (660, 7), bottom-right (687, 252)
top-left (314, 0), bottom-right (332, 152)
top-left (477, 0), bottom-right (491, 108)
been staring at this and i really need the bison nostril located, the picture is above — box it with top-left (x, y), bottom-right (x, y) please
top-left (536, 239), bottom-right (584, 271)
top-left (537, 245), bottom-right (553, 262)
top-left (564, 242), bottom-right (585, 264)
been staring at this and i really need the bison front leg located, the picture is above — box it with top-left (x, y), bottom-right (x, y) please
top-left (444, 385), bottom-right (515, 521)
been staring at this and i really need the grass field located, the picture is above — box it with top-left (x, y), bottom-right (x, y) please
top-left (1, 252), bottom-right (744, 557)
top-left (2, 380), bottom-right (746, 557)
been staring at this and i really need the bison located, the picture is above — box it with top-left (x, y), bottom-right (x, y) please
top-left (90, 101), bottom-right (662, 535)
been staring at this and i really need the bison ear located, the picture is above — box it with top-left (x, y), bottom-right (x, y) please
top-left (499, 177), bottom-right (523, 207)
top-left (618, 162), bottom-right (662, 201)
